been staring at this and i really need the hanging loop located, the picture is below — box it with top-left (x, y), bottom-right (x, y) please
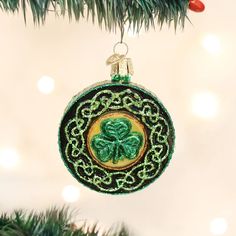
top-left (113, 42), bottom-right (129, 56)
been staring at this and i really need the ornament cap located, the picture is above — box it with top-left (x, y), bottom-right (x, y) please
top-left (106, 54), bottom-right (125, 65)
top-left (110, 58), bottom-right (134, 76)
top-left (107, 42), bottom-right (134, 83)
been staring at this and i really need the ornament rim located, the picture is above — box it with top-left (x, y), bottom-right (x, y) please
top-left (58, 80), bottom-right (176, 194)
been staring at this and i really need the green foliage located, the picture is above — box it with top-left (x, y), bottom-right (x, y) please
top-left (0, 0), bottom-right (189, 31)
top-left (0, 207), bottom-right (130, 236)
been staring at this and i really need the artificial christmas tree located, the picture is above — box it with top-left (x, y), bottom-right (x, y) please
top-left (0, 207), bottom-right (130, 236)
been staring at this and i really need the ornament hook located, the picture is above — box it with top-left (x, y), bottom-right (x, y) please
top-left (113, 42), bottom-right (129, 56)
top-left (107, 40), bottom-right (133, 84)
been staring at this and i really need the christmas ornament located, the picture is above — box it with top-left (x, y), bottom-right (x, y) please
top-left (189, 0), bottom-right (205, 12)
top-left (58, 42), bottom-right (175, 194)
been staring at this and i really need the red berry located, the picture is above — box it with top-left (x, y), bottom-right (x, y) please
top-left (189, 0), bottom-right (205, 12)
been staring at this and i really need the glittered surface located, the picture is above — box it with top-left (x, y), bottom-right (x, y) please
top-left (88, 112), bottom-right (146, 170)
top-left (58, 81), bottom-right (175, 194)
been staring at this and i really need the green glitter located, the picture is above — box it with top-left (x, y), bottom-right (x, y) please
top-left (91, 118), bottom-right (143, 164)
top-left (112, 75), bottom-right (131, 84)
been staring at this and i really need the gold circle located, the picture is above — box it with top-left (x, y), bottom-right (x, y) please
top-left (87, 112), bottom-right (147, 170)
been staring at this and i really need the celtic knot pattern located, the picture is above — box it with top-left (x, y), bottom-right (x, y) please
top-left (59, 83), bottom-right (175, 194)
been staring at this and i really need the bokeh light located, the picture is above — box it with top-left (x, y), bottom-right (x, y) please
top-left (62, 185), bottom-right (80, 203)
top-left (210, 218), bottom-right (228, 235)
top-left (202, 34), bottom-right (221, 54)
top-left (37, 75), bottom-right (55, 94)
top-left (191, 91), bottom-right (219, 119)
top-left (0, 147), bottom-right (20, 169)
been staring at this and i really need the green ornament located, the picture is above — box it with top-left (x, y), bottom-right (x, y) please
top-left (58, 42), bottom-right (175, 194)
top-left (58, 81), bottom-right (175, 194)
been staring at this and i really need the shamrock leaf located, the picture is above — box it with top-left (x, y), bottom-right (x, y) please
top-left (91, 118), bottom-right (143, 164)
top-left (101, 118), bottom-right (131, 140)
top-left (91, 134), bottom-right (114, 162)
top-left (121, 133), bottom-right (143, 159)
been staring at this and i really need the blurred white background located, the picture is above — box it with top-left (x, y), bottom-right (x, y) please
top-left (0, 1), bottom-right (236, 236)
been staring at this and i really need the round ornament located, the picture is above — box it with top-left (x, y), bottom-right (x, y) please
top-left (189, 0), bottom-right (205, 12)
top-left (58, 80), bottom-right (175, 194)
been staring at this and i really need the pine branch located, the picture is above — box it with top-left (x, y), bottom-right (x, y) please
top-left (0, 207), bottom-right (130, 236)
top-left (0, 0), bottom-right (189, 31)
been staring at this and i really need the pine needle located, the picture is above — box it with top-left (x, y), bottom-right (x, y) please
top-left (0, 0), bottom-right (189, 31)
top-left (0, 207), bottom-right (130, 236)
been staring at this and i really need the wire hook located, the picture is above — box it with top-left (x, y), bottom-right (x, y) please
top-left (118, 19), bottom-right (125, 43)
top-left (120, 24), bottom-right (124, 43)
